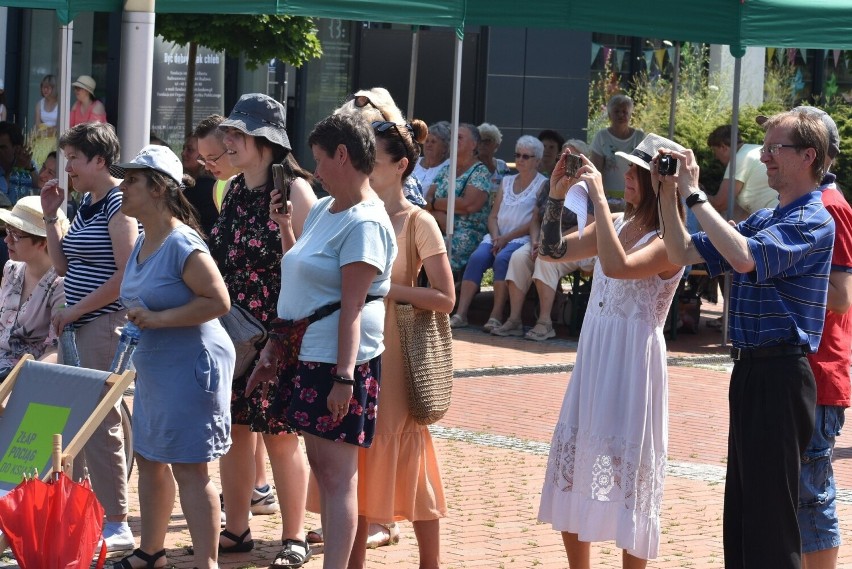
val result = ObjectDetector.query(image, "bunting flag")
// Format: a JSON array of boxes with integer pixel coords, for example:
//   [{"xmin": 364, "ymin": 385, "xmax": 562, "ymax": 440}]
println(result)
[
  {"xmin": 614, "ymin": 48, "xmax": 625, "ymax": 71},
  {"xmin": 602, "ymin": 46, "xmax": 612, "ymax": 64},
  {"xmin": 666, "ymin": 47, "xmax": 675, "ymax": 67},
  {"xmin": 591, "ymin": 42, "xmax": 601, "ymax": 65},
  {"xmin": 799, "ymin": 48, "xmax": 808, "ymax": 61},
  {"xmin": 834, "ymin": 49, "xmax": 842, "ymax": 68},
  {"xmin": 644, "ymin": 49, "xmax": 654, "ymax": 70},
  {"xmin": 776, "ymin": 47, "xmax": 785, "ymax": 66},
  {"xmin": 654, "ymin": 48, "xmax": 666, "ymax": 69},
  {"xmin": 787, "ymin": 48, "xmax": 797, "ymax": 66},
  {"xmin": 767, "ymin": 47, "xmax": 776, "ymax": 62}
]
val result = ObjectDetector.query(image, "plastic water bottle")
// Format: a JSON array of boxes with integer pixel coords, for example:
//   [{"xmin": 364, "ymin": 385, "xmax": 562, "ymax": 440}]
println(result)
[
  {"xmin": 60, "ymin": 324, "xmax": 81, "ymax": 367},
  {"xmin": 110, "ymin": 321, "xmax": 141, "ymax": 373}
]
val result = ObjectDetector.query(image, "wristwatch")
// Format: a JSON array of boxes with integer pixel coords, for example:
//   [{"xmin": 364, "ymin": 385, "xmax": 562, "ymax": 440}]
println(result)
[{"xmin": 685, "ymin": 190, "xmax": 708, "ymax": 209}]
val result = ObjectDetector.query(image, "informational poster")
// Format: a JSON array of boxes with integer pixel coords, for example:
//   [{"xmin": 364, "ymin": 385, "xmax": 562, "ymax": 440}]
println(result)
[
  {"xmin": 0, "ymin": 403, "xmax": 70, "ymax": 484},
  {"xmin": 151, "ymin": 37, "xmax": 226, "ymax": 148},
  {"xmin": 297, "ymin": 18, "xmax": 356, "ymax": 166}
]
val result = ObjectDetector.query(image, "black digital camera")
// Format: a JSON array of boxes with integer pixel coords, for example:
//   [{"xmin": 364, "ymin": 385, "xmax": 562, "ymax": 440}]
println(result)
[{"xmin": 657, "ymin": 155, "xmax": 677, "ymax": 176}]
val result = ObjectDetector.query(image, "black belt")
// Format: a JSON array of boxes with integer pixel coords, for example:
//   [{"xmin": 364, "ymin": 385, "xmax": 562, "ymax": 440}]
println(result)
[{"xmin": 730, "ymin": 344, "xmax": 806, "ymax": 361}]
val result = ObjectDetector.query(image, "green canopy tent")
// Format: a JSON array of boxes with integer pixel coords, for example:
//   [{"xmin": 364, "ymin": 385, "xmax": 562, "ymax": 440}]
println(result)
[{"xmin": 4, "ymin": 0, "xmax": 852, "ymax": 281}]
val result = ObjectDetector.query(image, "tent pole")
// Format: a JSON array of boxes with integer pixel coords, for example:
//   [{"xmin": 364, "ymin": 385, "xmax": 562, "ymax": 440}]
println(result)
[
  {"xmin": 118, "ymin": 0, "xmax": 156, "ymax": 160},
  {"xmin": 667, "ymin": 42, "xmax": 680, "ymax": 140},
  {"xmin": 58, "ymin": 20, "xmax": 73, "ymax": 211},
  {"xmin": 722, "ymin": 53, "xmax": 743, "ymax": 347},
  {"xmin": 406, "ymin": 27, "xmax": 420, "ymax": 118},
  {"xmin": 446, "ymin": 32, "xmax": 463, "ymax": 265}
]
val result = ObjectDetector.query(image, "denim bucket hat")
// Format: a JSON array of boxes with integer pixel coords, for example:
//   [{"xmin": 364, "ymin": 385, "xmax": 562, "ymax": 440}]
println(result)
[{"xmin": 220, "ymin": 93, "xmax": 291, "ymax": 151}]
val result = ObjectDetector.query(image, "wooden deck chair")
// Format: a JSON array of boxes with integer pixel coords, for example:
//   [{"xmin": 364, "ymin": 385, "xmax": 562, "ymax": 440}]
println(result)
[{"xmin": 0, "ymin": 355, "xmax": 134, "ymax": 550}]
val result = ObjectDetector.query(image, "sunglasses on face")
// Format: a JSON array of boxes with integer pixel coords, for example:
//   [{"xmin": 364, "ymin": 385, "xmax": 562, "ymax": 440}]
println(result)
[
  {"xmin": 514, "ymin": 152, "xmax": 535, "ymax": 160},
  {"xmin": 196, "ymin": 149, "xmax": 228, "ymax": 167}
]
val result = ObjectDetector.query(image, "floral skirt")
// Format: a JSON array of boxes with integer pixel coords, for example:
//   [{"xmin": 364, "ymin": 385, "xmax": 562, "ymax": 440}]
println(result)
[{"xmin": 285, "ymin": 357, "xmax": 382, "ymax": 447}]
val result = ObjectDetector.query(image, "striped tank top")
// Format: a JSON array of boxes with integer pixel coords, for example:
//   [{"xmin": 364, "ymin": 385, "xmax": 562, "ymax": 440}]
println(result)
[{"xmin": 62, "ymin": 188, "xmax": 125, "ymax": 326}]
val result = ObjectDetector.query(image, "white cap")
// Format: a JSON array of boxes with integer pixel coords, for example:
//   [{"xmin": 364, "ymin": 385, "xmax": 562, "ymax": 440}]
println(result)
[{"xmin": 113, "ymin": 145, "xmax": 184, "ymax": 185}]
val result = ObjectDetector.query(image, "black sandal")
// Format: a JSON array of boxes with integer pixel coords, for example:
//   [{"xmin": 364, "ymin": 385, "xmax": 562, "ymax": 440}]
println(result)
[
  {"xmin": 112, "ymin": 548, "xmax": 167, "ymax": 569},
  {"xmin": 269, "ymin": 538, "xmax": 312, "ymax": 568},
  {"xmin": 219, "ymin": 527, "xmax": 254, "ymax": 553}
]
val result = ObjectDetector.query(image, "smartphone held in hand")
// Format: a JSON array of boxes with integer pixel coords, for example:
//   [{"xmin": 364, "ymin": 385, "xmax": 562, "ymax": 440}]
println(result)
[{"xmin": 271, "ymin": 163, "xmax": 290, "ymax": 214}]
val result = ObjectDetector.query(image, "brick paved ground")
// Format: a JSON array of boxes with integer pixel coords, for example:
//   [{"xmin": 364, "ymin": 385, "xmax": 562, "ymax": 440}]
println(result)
[{"xmin": 5, "ymin": 296, "xmax": 852, "ymax": 568}]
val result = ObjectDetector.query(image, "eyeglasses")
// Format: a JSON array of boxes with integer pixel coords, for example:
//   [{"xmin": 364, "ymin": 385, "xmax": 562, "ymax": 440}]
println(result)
[
  {"xmin": 372, "ymin": 121, "xmax": 414, "ymax": 137},
  {"xmin": 5, "ymin": 228, "xmax": 34, "ymax": 242},
  {"xmin": 346, "ymin": 93, "xmax": 389, "ymax": 121},
  {"xmin": 514, "ymin": 153, "xmax": 535, "ymax": 160},
  {"xmin": 197, "ymin": 149, "xmax": 228, "ymax": 167},
  {"xmin": 760, "ymin": 143, "xmax": 804, "ymax": 155}
]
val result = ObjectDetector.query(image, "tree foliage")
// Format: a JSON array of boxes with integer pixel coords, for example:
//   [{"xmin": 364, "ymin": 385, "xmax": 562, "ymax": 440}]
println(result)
[{"xmin": 156, "ymin": 14, "xmax": 322, "ymax": 69}]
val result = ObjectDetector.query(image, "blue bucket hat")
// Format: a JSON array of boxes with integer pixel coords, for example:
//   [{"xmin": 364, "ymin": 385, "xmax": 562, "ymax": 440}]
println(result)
[{"xmin": 220, "ymin": 93, "xmax": 291, "ymax": 151}]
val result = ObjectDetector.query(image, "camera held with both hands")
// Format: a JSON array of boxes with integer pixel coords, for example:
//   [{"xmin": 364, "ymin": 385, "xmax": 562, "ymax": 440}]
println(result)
[{"xmin": 657, "ymin": 154, "xmax": 677, "ymax": 177}]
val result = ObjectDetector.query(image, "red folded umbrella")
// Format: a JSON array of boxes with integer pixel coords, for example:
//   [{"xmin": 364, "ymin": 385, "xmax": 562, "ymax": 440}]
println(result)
[{"xmin": 0, "ymin": 471, "xmax": 106, "ymax": 569}]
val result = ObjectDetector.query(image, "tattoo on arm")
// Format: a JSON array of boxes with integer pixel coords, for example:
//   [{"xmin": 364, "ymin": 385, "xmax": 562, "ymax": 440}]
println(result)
[{"xmin": 539, "ymin": 198, "xmax": 568, "ymax": 258}]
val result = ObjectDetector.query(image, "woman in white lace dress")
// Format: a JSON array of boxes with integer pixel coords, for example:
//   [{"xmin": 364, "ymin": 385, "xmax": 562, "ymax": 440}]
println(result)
[{"xmin": 537, "ymin": 133, "xmax": 685, "ymax": 567}]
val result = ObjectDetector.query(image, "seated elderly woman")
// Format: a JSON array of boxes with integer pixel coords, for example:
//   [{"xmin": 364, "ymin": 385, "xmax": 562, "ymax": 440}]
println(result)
[
  {"xmin": 449, "ymin": 135, "xmax": 547, "ymax": 330},
  {"xmin": 0, "ymin": 196, "xmax": 68, "ymax": 379},
  {"xmin": 425, "ymin": 123, "xmax": 492, "ymax": 274},
  {"xmin": 478, "ymin": 122, "xmax": 509, "ymax": 192},
  {"xmin": 491, "ymin": 140, "xmax": 596, "ymax": 341},
  {"xmin": 411, "ymin": 121, "xmax": 451, "ymax": 193}
]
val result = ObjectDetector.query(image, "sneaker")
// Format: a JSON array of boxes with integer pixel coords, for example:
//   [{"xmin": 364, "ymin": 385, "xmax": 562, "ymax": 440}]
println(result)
[
  {"xmin": 250, "ymin": 485, "xmax": 280, "ymax": 515},
  {"xmin": 101, "ymin": 521, "xmax": 135, "ymax": 553}
]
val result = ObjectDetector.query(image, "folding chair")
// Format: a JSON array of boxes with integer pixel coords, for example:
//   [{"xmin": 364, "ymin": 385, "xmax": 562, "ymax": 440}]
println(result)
[{"xmin": 0, "ymin": 355, "xmax": 134, "ymax": 550}]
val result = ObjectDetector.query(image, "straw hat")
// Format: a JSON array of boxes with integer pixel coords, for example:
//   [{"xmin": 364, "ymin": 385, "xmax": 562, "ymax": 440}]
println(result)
[
  {"xmin": 220, "ymin": 93, "xmax": 291, "ymax": 151},
  {"xmin": 71, "ymin": 75, "xmax": 96, "ymax": 97},
  {"xmin": 113, "ymin": 144, "xmax": 184, "ymax": 185},
  {"xmin": 615, "ymin": 133, "xmax": 685, "ymax": 171},
  {"xmin": 0, "ymin": 196, "xmax": 68, "ymax": 238}
]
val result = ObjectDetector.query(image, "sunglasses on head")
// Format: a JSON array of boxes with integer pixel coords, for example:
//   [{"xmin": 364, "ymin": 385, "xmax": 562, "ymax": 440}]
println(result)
[
  {"xmin": 372, "ymin": 121, "xmax": 414, "ymax": 138},
  {"xmin": 345, "ymin": 93, "xmax": 389, "ymax": 121}
]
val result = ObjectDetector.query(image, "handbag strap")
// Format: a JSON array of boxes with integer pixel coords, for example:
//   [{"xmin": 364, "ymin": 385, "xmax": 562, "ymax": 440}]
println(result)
[
  {"xmin": 456, "ymin": 162, "xmax": 485, "ymax": 196},
  {"xmin": 271, "ymin": 295, "xmax": 383, "ymax": 330},
  {"xmin": 405, "ymin": 208, "xmax": 423, "ymax": 287}
]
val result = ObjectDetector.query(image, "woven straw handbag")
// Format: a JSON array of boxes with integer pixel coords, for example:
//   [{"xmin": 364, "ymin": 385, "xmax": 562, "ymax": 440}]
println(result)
[{"xmin": 396, "ymin": 209, "xmax": 453, "ymax": 425}]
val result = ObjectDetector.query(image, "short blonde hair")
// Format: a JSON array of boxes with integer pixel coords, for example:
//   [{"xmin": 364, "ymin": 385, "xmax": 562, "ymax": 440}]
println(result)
[{"xmin": 478, "ymin": 122, "xmax": 503, "ymax": 146}]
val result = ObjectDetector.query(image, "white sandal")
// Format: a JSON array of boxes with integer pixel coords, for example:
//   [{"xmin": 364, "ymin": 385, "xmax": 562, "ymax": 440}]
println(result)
[{"xmin": 525, "ymin": 321, "xmax": 555, "ymax": 341}]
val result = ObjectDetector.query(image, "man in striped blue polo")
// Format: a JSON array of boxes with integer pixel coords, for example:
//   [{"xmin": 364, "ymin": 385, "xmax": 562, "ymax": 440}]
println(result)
[{"xmin": 654, "ymin": 108, "xmax": 835, "ymax": 569}]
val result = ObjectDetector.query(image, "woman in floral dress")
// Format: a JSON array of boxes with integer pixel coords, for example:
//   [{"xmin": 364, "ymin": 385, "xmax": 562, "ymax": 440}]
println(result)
[
  {"xmin": 209, "ymin": 93, "xmax": 316, "ymax": 567},
  {"xmin": 424, "ymin": 123, "xmax": 492, "ymax": 273}
]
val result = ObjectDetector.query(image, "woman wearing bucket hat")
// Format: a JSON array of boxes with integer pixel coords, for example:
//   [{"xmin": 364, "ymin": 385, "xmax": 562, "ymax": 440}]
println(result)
[
  {"xmin": 208, "ymin": 93, "xmax": 315, "ymax": 565},
  {"xmin": 112, "ymin": 144, "xmax": 234, "ymax": 569},
  {"xmin": 70, "ymin": 75, "xmax": 107, "ymax": 127},
  {"xmin": 537, "ymin": 133, "xmax": 685, "ymax": 566},
  {"xmin": 0, "ymin": 196, "xmax": 68, "ymax": 379}
]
